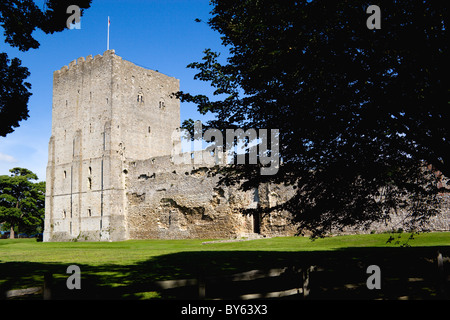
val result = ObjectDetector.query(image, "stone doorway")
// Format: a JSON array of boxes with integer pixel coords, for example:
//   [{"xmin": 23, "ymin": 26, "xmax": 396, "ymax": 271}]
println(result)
[{"xmin": 253, "ymin": 212, "xmax": 261, "ymax": 234}]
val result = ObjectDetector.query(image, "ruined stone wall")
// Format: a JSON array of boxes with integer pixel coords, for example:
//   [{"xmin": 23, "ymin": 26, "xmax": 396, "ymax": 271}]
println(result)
[
  {"xmin": 123, "ymin": 148, "xmax": 449, "ymax": 239},
  {"xmin": 124, "ymin": 151, "xmax": 298, "ymax": 239},
  {"xmin": 342, "ymin": 195, "xmax": 450, "ymax": 235}
]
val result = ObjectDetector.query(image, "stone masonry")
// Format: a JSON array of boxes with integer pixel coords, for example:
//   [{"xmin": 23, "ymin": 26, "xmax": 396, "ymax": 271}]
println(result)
[
  {"xmin": 44, "ymin": 51, "xmax": 297, "ymax": 241},
  {"xmin": 44, "ymin": 51, "xmax": 449, "ymax": 242},
  {"xmin": 44, "ymin": 50, "xmax": 180, "ymax": 241}
]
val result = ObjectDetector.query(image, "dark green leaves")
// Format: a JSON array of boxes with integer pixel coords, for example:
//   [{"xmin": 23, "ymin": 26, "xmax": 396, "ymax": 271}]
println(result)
[
  {"xmin": 0, "ymin": 0, "xmax": 92, "ymax": 136},
  {"xmin": 0, "ymin": 53, "xmax": 32, "ymax": 137},
  {"xmin": 181, "ymin": 0, "xmax": 448, "ymax": 237},
  {"xmin": 0, "ymin": 168, "xmax": 45, "ymax": 238}
]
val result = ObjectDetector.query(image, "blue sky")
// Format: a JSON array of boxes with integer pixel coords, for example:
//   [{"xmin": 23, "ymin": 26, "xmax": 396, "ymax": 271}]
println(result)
[{"xmin": 0, "ymin": 0, "xmax": 226, "ymax": 181}]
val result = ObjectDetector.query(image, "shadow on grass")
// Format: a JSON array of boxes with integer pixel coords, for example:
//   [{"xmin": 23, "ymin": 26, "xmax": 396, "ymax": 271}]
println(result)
[{"xmin": 1, "ymin": 246, "xmax": 449, "ymax": 300}]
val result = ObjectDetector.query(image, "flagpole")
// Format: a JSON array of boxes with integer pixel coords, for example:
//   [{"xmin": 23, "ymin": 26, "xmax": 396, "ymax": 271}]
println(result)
[{"xmin": 107, "ymin": 16, "xmax": 110, "ymax": 50}]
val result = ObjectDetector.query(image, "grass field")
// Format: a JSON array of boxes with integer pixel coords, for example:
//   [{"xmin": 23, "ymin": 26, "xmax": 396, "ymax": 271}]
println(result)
[
  {"xmin": 2, "ymin": 232, "xmax": 449, "ymax": 264},
  {"xmin": 1, "ymin": 232, "xmax": 449, "ymax": 299}
]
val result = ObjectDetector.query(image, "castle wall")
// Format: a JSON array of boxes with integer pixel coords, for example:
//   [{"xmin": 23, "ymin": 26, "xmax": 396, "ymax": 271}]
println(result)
[
  {"xmin": 124, "ymin": 150, "xmax": 449, "ymax": 239},
  {"xmin": 44, "ymin": 50, "xmax": 180, "ymax": 242},
  {"xmin": 342, "ymin": 195, "xmax": 450, "ymax": 235},
  {"xmin": 111, "ymin": 58, "xmax": 180, "ymax": 160},
  {"xmin": 44, "ymin": 51, "xmax": 449, "ymax": 242},
  {"xmin": 124, "ymin": 151, "xmax": 298, "ymax": 239},
  {"xmin": 45, "ymin": 52, "xmax": 118, "ymax": 241}
]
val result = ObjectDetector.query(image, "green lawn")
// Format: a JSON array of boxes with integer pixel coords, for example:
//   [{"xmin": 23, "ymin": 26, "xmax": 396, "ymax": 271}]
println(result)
[
  {"xmin": 1, "ymin": 232, "xmax": 449, "ymax": 299},
  {"xmin": 2, "ymin": 232, "xmax": 448, "ymax": 265}
]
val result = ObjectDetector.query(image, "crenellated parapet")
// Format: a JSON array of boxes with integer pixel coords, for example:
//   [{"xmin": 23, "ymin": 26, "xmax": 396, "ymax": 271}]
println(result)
[{"xmin": 54, "ymin": 49, "xmax": 119, "ymax": 78}]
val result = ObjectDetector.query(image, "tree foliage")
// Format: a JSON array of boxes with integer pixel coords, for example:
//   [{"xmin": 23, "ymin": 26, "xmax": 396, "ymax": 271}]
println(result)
[
  {"xmin": 178, "ymin": 0, "xmax": 448, "ymax": 237},
  {"xmin": 0, "ymin": 167, "xmax": 45, "ymax": 238},
  {"xmin": 0, "ymin": 53, "xmax": 32, "ymax": 137},
  {"xmin": 0, "ymin": 0, "xmax": 92, "ymax": 137}
]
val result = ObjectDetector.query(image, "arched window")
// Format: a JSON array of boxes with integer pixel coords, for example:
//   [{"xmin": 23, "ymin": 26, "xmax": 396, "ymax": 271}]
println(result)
[
  {"xmin": 137, "ymin": 92, "xmax": 144, "ymax": 103},
  {"xmin": 159, "ymin": 98, "xmax": 165, "ymax": 109}
]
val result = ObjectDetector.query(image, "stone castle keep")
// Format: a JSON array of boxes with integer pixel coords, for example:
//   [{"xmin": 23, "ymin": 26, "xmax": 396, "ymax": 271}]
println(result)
[
  {"xmin": 44, "ymin": 50, "xmax": 449, "ymax": 242},
  {"xmin": 43, "ymin": 50, "xmax": 297, "ymax": 241}
]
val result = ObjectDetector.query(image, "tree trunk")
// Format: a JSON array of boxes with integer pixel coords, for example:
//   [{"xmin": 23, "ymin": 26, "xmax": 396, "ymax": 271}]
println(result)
[{"xmin": 10, "ymin": 200, "xmax": 19, "ymax": 239}]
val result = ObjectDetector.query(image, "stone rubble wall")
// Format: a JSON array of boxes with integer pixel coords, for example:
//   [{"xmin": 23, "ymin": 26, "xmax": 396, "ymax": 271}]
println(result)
[
  {"xmin": 125, "ymin": 151, "xmax": 450, "ymax": 239},
  {"xmin": 44, "ymin": 51, "xmax": 450, "ymax": 242},
  {"xmin": 124, "ymin": 151, "xmax": 298, "ymax": 239}
]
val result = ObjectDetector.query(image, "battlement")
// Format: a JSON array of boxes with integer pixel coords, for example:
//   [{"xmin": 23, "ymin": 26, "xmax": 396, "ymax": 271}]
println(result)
[
  {"xmin": 54, "ymin": 50, "xmax": 119, "ymax": 76},
  {"xmin": 53, "ymin": 50, "xmax": 179, "ymax": 86}
]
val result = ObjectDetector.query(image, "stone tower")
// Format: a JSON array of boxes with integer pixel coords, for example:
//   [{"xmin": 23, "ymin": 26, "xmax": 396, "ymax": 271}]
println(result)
[{"xmin": 44, "ymin": 50, "xmax": 180, "ymax": 241}]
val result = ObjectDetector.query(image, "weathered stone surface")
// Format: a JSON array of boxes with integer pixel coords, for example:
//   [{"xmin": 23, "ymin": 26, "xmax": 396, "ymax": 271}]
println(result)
[
  {"xmin": 44, "ymin": 52, "xmax": 449, "ymax": 242},
  {"xmin": 44, "ymin": 50, "xmax": 180, "ymax": 241},
  {"xmin": 124, "ymin": 153, "xmax": 298, "ymax": 239}
]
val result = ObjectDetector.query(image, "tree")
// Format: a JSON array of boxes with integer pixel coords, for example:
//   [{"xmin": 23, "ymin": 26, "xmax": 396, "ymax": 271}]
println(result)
[
  {"xmin": 0, "ymin": 0, "xmax": 92, "ymax": 137},
  {"xmin": 178, "ymin": 0, "xmax": 448, "ymax": 237},
  {"xmin": 0, "ymin": 53, "xmax": 32, "ymax": 137},
  {"xmin": 0, "ymin": 168, "xmax": 45, "ymax": 238}
]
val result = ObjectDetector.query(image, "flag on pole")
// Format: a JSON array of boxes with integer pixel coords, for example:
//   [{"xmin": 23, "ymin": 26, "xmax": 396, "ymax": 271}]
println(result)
[{"xmin": 107, "ymin": 16, "xmax": 110, "ymax": 50}]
